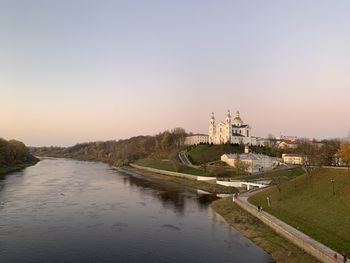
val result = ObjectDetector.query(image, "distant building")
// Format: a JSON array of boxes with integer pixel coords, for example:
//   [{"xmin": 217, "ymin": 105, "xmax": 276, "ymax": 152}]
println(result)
[
  {"xmin": 209, "ymin": 110, "xmax": 257, "ymax": 145},
  {"xmin": 255, "ymin": 135, "xmax": 299, "ymax": 148},
  {"xmin": 282, "ymin": 154, "xmax": 304, "ymax": 165},
  {"xmin": 256, "ymin": 138, "xmax": 273, "ymax": 147},
  {"xmin": 221, "ymin": 153, "xmax": 280, "ymax": 174},
  {"xmin": 276, "ymin": 135, "xmax": 298, "ymax": 142},
  {"xmin": 184, "ymin": 134, "xmax": 209, "ymax": 145},
  {"xmin": 277, "ymin": 140, "xmax": 299, "ymax": 149}
]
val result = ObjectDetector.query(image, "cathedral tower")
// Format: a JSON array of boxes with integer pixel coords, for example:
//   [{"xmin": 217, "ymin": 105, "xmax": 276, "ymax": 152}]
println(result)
[
  {"xmin": 226, "ymin": 110, "xmax": 231, "ymax": 124},
  {"xmin": 209, "ymin": 112, "xmax": 216, "ymax": 144},
  {"xmin": 225, "ymin": 110, "xmax": 232, "ymax": 143}
]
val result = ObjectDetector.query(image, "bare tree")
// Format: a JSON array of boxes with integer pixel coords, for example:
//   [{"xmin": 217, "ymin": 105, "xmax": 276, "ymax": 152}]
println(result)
[
  {"xmin": 234, "ymin": 154, "xmax": 250, "ymax": 174},
  {"xmin": 297, "ymin": 139, "xmax": 319, "ymax": 176},
  {"xmin": 319, "ymin": 139, "xmax": 340, "ymax": 166},
  {"xmin": 338, "ymin": 140, "xmax": 350, "ymax": 170}
]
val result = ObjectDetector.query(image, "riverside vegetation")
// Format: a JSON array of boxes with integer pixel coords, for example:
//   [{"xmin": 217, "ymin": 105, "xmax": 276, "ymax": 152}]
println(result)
[
  {"xmin": 0, "ymin": 138, "xmax": 39, "ymax": 175},
  {"xmin": 31, "ymin": 128, "xmax": 188, "ymax": 166}
]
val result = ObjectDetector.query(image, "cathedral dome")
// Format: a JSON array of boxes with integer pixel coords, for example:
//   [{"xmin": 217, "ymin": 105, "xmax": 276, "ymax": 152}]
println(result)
[
  {"xmin": 233, "ymin": 117, "xmax": 243, "ymax": 125},
  {"xmin": 233, "ymin": 111, "xmax": 243, "ymax": 126}
]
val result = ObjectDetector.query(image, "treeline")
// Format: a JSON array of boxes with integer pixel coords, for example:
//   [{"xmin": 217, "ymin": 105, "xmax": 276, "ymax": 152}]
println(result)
[
  {"xmin": 31, "ymin": 128, "xmax": 187, "ymax": 166},
  {"xmin": 0, "ymin": 138, "xmax": 38, "ymax": 169},
  {"xmin": 295, "ymin": 139, "xmax": 350, "ymax": 173}
]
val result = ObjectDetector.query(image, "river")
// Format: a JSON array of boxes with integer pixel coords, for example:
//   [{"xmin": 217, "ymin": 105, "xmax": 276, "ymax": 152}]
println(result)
[{"xmin": 0, "ymin": 158, "xmax": 272, "ymax": 262}]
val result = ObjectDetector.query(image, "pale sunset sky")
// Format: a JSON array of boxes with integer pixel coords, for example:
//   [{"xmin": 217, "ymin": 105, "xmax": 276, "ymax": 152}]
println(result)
[{"xmin": 1, "ymin": 0, "xmax": 349, "ymax": 146}]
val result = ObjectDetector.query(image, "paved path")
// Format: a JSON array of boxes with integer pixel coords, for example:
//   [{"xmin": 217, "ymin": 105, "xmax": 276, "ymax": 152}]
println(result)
[
  {"xmin": 178, "ymin": 151, "xmax": 199, "ymax": 168},
  {"xmin": 322, "ymin": 166, "xmax": 350, "ymax": 170},
  {"xmin": 235, "ymin": 190, "xmax": 347, "ymax": 263}
]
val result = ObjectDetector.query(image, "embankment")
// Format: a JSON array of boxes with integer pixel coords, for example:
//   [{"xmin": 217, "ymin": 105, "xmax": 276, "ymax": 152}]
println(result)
[
  {"xmin": 121, "ymin": 165, "xmax": 236, "ymax": 194},
  {"xmin": 211, "ymin": 197, "xmax": 320, "ymax": 263}
]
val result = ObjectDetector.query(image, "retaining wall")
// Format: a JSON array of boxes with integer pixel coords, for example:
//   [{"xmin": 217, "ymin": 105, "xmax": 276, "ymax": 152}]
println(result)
[
  {"xmin": 197, "ymin": 176, "xmax": 217, "ymax": 181},
  {"xmin": 216, "ymin": 181, "xmax": 242, "ymax": 187},
  {"xmin": 130, "ymin": 164, "xmax": 216, "ymax": 181},
  {"xmin": 130, "ymin": 164, "xmax": 198, "ymax": 180}
]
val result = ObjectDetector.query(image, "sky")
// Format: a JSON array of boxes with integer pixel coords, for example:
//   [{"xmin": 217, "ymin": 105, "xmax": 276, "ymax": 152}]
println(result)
[{"xmin": 1, "ymin": 0, "xmax": 350, "ymax": 146}]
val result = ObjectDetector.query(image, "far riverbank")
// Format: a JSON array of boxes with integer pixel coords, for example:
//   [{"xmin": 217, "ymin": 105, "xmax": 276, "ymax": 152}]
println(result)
[{"xmin": 0, "ymin": 159, "xmax": 39, "ymax": 176}]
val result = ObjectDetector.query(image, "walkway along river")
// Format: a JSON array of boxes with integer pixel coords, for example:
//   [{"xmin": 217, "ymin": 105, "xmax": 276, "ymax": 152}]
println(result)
[{"xmin": 0, "ymin": 158, "xmax": 272, "ymax": 262}]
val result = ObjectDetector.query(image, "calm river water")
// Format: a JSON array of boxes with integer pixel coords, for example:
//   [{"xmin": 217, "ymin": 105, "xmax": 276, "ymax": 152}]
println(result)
[{"xmin": 0, "ymin": 158, "xmax": 272, "ymax": 262}]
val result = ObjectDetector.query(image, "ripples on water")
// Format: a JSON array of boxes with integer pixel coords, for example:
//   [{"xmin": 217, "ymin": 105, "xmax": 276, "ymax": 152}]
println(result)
[{"xmin": 0, "ymin": 158, "xmax": 272, "ymax": 263}]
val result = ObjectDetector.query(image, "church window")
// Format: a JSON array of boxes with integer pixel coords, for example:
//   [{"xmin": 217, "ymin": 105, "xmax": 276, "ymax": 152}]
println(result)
[{"xmin": 247, "ymin": 130, "xmax": 249, "ymax": 137}]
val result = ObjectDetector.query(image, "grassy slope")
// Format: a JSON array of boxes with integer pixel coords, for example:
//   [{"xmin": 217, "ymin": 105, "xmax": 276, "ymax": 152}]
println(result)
[
  {"xmin": 236, "ymin": 167, "xmax": 305, "ymax": 182},
  {"xmin": 135, "ymin": 158, "xmax": 245, "ymax": 178},
  {"xmin": 187, "ymin": 144, "xmax": 242, "ymax": 165},
  {"xmin": 187, "ymin": 144, "xmax": 279, "ymax": 165},
  {"xmin": 211, "ymin": 197, "xmax": 319, "ymax": 263},
  {"xmin": 135, "ymin": 159, "xmax": 206, "ymax": 176},
  {"xmin": 249, "ymin": 168, "xmax": 350, "ymax": 255}
]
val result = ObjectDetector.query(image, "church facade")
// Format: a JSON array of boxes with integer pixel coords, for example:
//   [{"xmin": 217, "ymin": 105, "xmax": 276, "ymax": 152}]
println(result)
[{"xmin": 209, "ymin": 110, "xmax": 257, "ymax": 145}]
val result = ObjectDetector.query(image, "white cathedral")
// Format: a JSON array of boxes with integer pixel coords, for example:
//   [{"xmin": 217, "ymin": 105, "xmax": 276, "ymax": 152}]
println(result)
[{"xmin": 209, "ymin": 110, "xmax": 257, "ymax": 145}]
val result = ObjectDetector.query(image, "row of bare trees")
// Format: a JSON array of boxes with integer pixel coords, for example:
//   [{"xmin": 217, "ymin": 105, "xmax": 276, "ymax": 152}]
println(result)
[
  {"xmin": 31, "ymin": 128, "xmax": 188, "ymax": 166},
  {"xmin": 296, "ymin": 139, "xmax": 350, "ymax": 175}
]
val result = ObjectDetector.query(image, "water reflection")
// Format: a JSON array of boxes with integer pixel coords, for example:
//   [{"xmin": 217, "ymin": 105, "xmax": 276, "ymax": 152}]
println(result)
[
  {"xmin": 119, "ymin": 168, "xmax": 219, "ymax": 215},
  {"xmin": 0, "ymin": 159, "xmax": 272, "ymax": 263}
]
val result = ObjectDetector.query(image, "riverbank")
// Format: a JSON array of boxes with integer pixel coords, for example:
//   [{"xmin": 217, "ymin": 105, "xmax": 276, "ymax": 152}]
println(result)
[
  {"xmin": 0, "ymin": 159, "xmax": 39, "ymax": 176},
  {"xmin": 120, "ymin": 166, "xmax": 237, "ymax": 194},
  {"xmin": 249, "ymin": 168, "xmax": 350, "ymax": 257},
  {"xmin": 211, "ymin": 197, "xmax": 320, "ymax": 263}
]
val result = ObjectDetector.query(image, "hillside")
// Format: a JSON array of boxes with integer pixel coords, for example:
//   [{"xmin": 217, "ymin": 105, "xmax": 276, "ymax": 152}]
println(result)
[
  {"xmin": 187, "ymin": 144, "xmax": 281, "ymax": 165},
  {"xmin": 0, "ymin": 138, "xmax": 39, "ymax": 175},
  {"xmin": 249, "ymin": 168, "xmax": 350, "ymax": 255}
]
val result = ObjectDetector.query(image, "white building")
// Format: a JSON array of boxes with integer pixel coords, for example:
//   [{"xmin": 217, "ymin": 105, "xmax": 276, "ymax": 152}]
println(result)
[
  {"xmin": 221, "ymin": 153, "xmax": 280, "ymax": 174},
  {"xmin": 184, "ymin": 134, "xmax": 209, "ymax": 145},
  {"xmin": 276, "ymin": 135, "xmax": 298, "ymax": 142},
  {"xmin": 282, "ymin": 154, "xmax": 304, "ymax": 165},
  {"xmin": 277, "ymin": 140, "xmax": 299, "ymax": 149},
  {"xmin": 256, "ymin": 138, "xmax": 273, "ymax": 147},
  {"xmin": 209, "ymin": 110, "xmax": 257, "ymax": 145}
]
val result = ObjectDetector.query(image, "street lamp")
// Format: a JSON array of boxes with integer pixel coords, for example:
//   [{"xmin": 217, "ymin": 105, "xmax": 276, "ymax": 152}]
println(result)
[{"xmin": 331, "ymin": 179, "xmax": 335, "ymax": 196}]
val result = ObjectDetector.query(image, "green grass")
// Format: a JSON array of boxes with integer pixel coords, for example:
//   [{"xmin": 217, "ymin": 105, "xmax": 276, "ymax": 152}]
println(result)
[
  {"xmin": 249, "ymin": 168, "xmax": 350, "ymax": 255},
  {"xmin": 135, "ymin": 159, "xmax": 207, "ymax": 176},
  {"xmin": 211, "ymin": 197, "xmax": 319, "ymax": 263},
  {"xmin": 187, "ymin": 144, "xmax": 243, "ymax": 164},
  {"xmin": 236, "ymin": 167, "xmax": 305, "ymax": 182},
  {"xmin": 135, "ymin": 158, "xmax": 246, "ymax": 178},
  {"xmin": 187, "ymin": 144, "xmax": 280, "ymax": 165}
]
